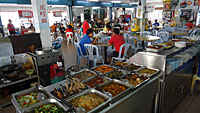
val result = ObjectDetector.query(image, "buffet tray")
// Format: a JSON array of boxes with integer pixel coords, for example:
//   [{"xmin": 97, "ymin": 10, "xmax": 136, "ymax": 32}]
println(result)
[
  {"xmin": 67, "ymin": 69, "xmax": 98, "ymax": 82},
  {"xmin": 123, "ymin": 63, "xmax": 144, "ymax": 72},
  {"xmin": 23, "ymin": 98, "xmax": 70, "ymax": 113},
  {"xmin": 91, "ymin": 64, "xmax": 117, "ymax": 75},
  {"xmin": 98, "ymin": 79, "xmax": 132, "ymax": 103},
  {"xmin": 103, "ymin": 69, "xmax": 130, "ymax": 80},
  {"xmin": 82, "ymin": 76, "xmax": 111, "ymax": 88},
  {"xmin": 47, "ymin": 79, "xmax": 89, "ymax": 101},
  {"xmin": 66, "ymin": 89, "xmax": 111, "ymax": 113},
  {"xmin": 11, "ymin": 85, "xmax": 49, "ymax": 113},
  {"xmin": 136, "ymin": 67, "xmax": 160, "ymax": 78},
  {"xmin": 146, "ymin": 46, "xmax": 165, "ymax": 53},
  {"xmin": 121, "ymin": 73, "xmax": 150, "ymax": 89}
]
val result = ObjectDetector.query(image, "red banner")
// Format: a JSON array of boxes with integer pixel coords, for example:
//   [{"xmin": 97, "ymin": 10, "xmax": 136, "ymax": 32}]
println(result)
[
  {"xmin": 18, "ymin": 10, "xmax": 33, "ymax": 18},
  {"xmin": 53, "ymin": 11, "xmax": 62, "ymax": 17}
]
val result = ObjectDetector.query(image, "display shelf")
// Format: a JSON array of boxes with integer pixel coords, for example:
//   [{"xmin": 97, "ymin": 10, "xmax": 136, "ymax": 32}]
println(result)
[{"xmin": 0, "ymin": 75, "xmax": 38, "ymax": 89}]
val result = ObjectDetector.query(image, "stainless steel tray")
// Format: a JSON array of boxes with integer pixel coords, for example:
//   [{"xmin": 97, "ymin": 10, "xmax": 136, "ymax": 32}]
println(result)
[
  {"xmin": 121, "ymin": 73, "xmax": 150, "ymax": 90},
  {"xmin": 123, "ymin": 63, "xmax": 144, "ymax": 72},
  {"xmin": 136, "ymin": 66, "xmax": 160, "ymax": 78},
  {"xmin": 11, "ymin": 85, "xmax": 49, "ymax": 113},
  {"xmin": 103, "ymin": 69, "xmax": 130, "ymax": 80},
  {"xmin": 66, "ymin": 89, "xmax": 111, "ymax": 113},
  {"xmin": 82, "ymin": 76, "xmax": 111, "ymax": 88},
  {"xmin": 146, "ymin": 46, "xmax": 165, "ymax": 53},
  {"xmin": 98, "ymin": 79, "xmax": 132, "ymax": 103},
  {"xmin": 23, "ymin": 98, "xmax": 70, "ymax": 113},
  {"xmin": 91, "ymin": 64, "xmax": 117, "ymax": 75},
  {"xmin": 111, "ymin": 62, "xmax": 129, "ymax": 69},
  {"xmin": 67, "ymin": 69, "xmax": 98, "ymax": 82},
  {"xmin": 47, "ymin": 79, "xmax": 89, "ymax": 101}
]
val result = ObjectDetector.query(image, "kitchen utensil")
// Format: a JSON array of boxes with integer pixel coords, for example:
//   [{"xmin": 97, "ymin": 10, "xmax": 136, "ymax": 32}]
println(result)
[
  {"xmin": 36, "ymin": 85, "xmax": 46, "ymax": 101},
  {"xmin": 94, "ymin": 82, "xmax": 112, "ymax": 98}
]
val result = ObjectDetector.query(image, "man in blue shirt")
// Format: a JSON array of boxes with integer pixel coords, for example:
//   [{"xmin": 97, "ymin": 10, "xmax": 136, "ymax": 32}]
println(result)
[
  {"xmin": 79, "ymin": 28, "xmax": 100, "ymax": 55},
  {"xmin": 153, "ymin": 19, "xmax": 159, "ymax": 27}
]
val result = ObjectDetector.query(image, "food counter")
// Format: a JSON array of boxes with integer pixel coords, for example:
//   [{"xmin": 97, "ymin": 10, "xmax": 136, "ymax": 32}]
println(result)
[
  {"xmin": 11, "ymin": 63, "xmax": 161, "ymax": 113},
  {"xmin": 128, "ymin": 41, "xmax": 200, "ymax": 113}
]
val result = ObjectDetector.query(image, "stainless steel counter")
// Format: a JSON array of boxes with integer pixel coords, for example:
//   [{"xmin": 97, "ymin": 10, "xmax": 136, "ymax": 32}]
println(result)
[{"xmin": 128, "ymin": 44, "xmax": 199, "ymax": 113}]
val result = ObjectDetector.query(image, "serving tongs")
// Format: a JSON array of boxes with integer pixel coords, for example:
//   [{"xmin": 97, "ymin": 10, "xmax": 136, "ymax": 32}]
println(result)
[{"xmin": 94, "ymin": 82, "xmax": 112, "ymax": 98}]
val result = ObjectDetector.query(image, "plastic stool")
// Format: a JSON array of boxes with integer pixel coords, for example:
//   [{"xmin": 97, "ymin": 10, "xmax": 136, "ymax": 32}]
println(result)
[{"xmin": 191, "ymin": 56, "xmax": 200, "ymax": 94}]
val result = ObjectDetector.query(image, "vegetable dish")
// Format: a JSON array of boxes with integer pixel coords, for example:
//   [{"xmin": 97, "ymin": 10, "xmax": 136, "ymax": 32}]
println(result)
[
  {"xmin": 105, "ymin": 71, "xmax": 124, "ymax": 79},
  {"xmin": 33, "ymin": 104, "xmax": 63, "ymax": 113},
  {"xmin": 71, "ymin": 93, "xmax": 105, "ymax": 112},
  {"xmin": 114, "ymin": 62, "xmax": 128, "ymax": 66},
  {"xmin": 138, "ymin": 68, "xmax": 157, "ymax": 75},
  {"xmin": 17, "ymin": 92, "xmax": 47, "ymax": 108},
  {"xmin": 124, "ymin": 64, "xmax": 141, "ymax": 71},
  {"xmin": 73, "ymin": 70, "xmax": 96, "ymax": 81},
  {"xmin": 102, "ymin": 83, "xmax": 127, "ymax": 97}
]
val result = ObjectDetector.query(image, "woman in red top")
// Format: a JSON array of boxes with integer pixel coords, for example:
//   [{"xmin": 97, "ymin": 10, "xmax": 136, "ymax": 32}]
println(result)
[
  {"xmin": 66, "ymin": 25, "xmax": 74, "ymax": 37},
  {"xmin": 7, "ymin": 19, "xmax": 16, "ymax": 35}
]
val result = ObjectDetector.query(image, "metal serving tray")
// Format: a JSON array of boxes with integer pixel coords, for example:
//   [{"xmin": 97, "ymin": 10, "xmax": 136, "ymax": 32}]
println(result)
[
  {"xmin": 136, "ymin": 67, "xmax": 160, "ymax": 78},
  {"xmin": 91, "ymin": 64, "xmax": 117, "ymax": 75},
  {"xmin": 123, "ymin": 63, "xmax": 144, "ymax": 72},
  {"xmin": 23, "ymin": 98, "xmax": 71, "ymax": 113},
  {"xmin": 146, "ymin": 46, "xmax": 165, "ymax": 53},
  {"xmin": 111, "ymin": 62, "xmax": 129, "ymax": 69},
  {"xmin": 66, "ymin": 89, "xmax": 111, "ymax": 113},
  {"xmin": 67, "ymin": 69, "xmax": 98, "ymax": 82},
  {"xmin": 11, "ymin": 85, "xmax": 49, "ymax": 113},
  {"xmin": 98, "ymin": 79, "xmax": 132, "ymax": 103},
  {"xmin": 103, "ymin": 69, "xmax": 130, "ymax": 80},
  {"xmin": 47, "ymin": 79, "xmax": 89, "ymax": 101},
  {"xmin": 82, "ymin": 76, "xmax": 111, "ymax": 88},
  {"xmin": 121, "ymin": 73, "xmax": 150, "ymax": 90}
]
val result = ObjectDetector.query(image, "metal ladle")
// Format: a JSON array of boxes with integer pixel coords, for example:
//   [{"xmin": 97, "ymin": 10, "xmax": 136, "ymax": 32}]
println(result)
[
  {"xmin": 36, "ymin": 85, "xmax": 46, "ymax": 101},
  {"xmin": 94, "ymin": 82, "xmax": 112, "ymax": 98}
]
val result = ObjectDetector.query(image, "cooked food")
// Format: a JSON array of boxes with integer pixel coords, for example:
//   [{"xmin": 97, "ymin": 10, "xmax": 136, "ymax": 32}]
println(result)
[
  {"xmin": 125, "ymin": 73, "xmax": 147, "ymax": 87},
  {"xmin": 54, "ymin": 78, "xmax": 87, "ymax": 99},
  {"xmin": 105, "ymin": 71, "xmax": 124, "ymax": 79},
  {"xmin": 160, "ymin": 43, "xmax": 173, "ymax": 49},
  {"xmin": 138, "ymin": 68, "xmax": 157, "ymax": 75},
  {"xmin": 85, "ymin": 77, "xmax": 107, "ymax": 88},
  {"xmin": 33, "ymin": 104, "xmax": 63, "ymax": 113},
  {"xmin": 73, "ymin": 70, "xmax": 96, "ymax": 81},
  {"xmin": 124, "ymin": 64, "xmax": 141, "ymax": 71},
  {"xmin": 71, "ymin": 93, "xmax": 105, "ymax": 112},
  {"xmin": 16, "ymin": 92, "xmax": 47, "ymax": 108},
  {"xmin": 147, "ymin": 45, "xmax": 164, "ymax": 49},
  {"xmin": 114, "ymin": 62, "xmax": 128, "ymax": 66},
  {"xmin": 93, "ymin": 65, "xmax": 114, "ymax": 74},
  {"xmin": 102, "ymin": 83, "xmax": 127, "ymax": 97}
]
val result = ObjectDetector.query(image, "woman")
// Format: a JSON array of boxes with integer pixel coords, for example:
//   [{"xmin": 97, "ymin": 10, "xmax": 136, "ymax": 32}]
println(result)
[
  {"xmin": 66, "ymin": 25, "xmax": 74, "ymax": 38},
  {"xmin": 28, "ymin": 23, "xmax": 35, "ymax": 32},
  {"xmin": 7, "ymin": 19, "xmax": 16, "ymax": 35},
  {"xmin": 77, "ymin": 23, "xmax": 83, "ymax": 38}
]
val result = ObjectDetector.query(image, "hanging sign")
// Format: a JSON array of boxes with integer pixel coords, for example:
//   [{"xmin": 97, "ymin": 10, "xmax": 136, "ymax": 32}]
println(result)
[
  {"xmin": 53, "ymin": 11, "xmax": 62, "ymax": 17},
  {"xmin": 18, "ymin": 10, "xmax": 33, "ymax": 18}
]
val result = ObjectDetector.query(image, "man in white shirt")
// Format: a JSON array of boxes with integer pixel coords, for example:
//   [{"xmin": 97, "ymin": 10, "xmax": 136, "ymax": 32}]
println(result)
[{"xmin": 62, "ymin": 18, "xmax": 68, "ymax": 29}]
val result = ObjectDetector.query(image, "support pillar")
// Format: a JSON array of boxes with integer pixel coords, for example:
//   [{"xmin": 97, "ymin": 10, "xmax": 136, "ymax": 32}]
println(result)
[
  {"xmin": 107, "ymin": 7, "xmax": 112, "ymax": 22},
  {"xmin": 139, "ymin": 0, "xmax": 146, "ymax": 32},
  {"xmin": 69, "ymin": 6, "xmax": 73, "ymax": 24},
  {"xmin": 31, "ymin": 0, "xmax": 52, "ymax": 48},
  {"xmin": 123, "ymin": 8, "xmax": 126, "ymax": 21}
]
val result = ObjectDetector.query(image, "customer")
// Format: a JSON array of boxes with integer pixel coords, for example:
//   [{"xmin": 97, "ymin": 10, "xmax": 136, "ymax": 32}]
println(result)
[
  {"xmin": 185, "ymin": 21, "xmax": 195, "ymax": 29},
  {"xmin": 83, "ymin": 18, "xmax": 89, "ymax": 34},
  {"xmin": 59, "ymin": 24, "xmax": 66, "ymax": 38},
  {"xmin": 28, "ymin": 23, "xmax": 35, "ymax": 32},
  {"xmin": 153, "ymin": 19, "xmax": 159, "ymax": 27},
  {"xmin": 108, "ymin": 28, "xmax": 125, "ymax": 62},
  {"xmin": 79, "ymin": 28, "xmax": 100, "ymax": 55},
  {"xmin": 77, "ymin": 23, "xmax": 83, "ymax": 38},
  {"xmin": 106, "ymin": 25, "xmax": 113, "ymax": 36},
  {"xmin": 66, "ymin": 25, "xmax": 74, "ymax": 37},
  {"xmin": 7, "ymin": 19, "xmax": 16, "ymax": 35},
  {"xmin": 50, "ymin": 23, "xmax": 57, "ymax": 32}
]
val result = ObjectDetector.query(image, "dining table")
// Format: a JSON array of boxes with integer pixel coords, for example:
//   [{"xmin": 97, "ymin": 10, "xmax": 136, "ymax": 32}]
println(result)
[{"xmin": 95, "ymin": 41, "xmax": 112, "ymax": 64}]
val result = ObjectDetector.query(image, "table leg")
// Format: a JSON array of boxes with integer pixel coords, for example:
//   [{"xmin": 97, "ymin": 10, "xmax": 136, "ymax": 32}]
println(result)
[
  {"xmin": 104, "ymin": 46, "xmax": 108, "ymax": 64},
  {"xmin": 142, "ymin": 41, "xmax": 145, "ymax": 50}
]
